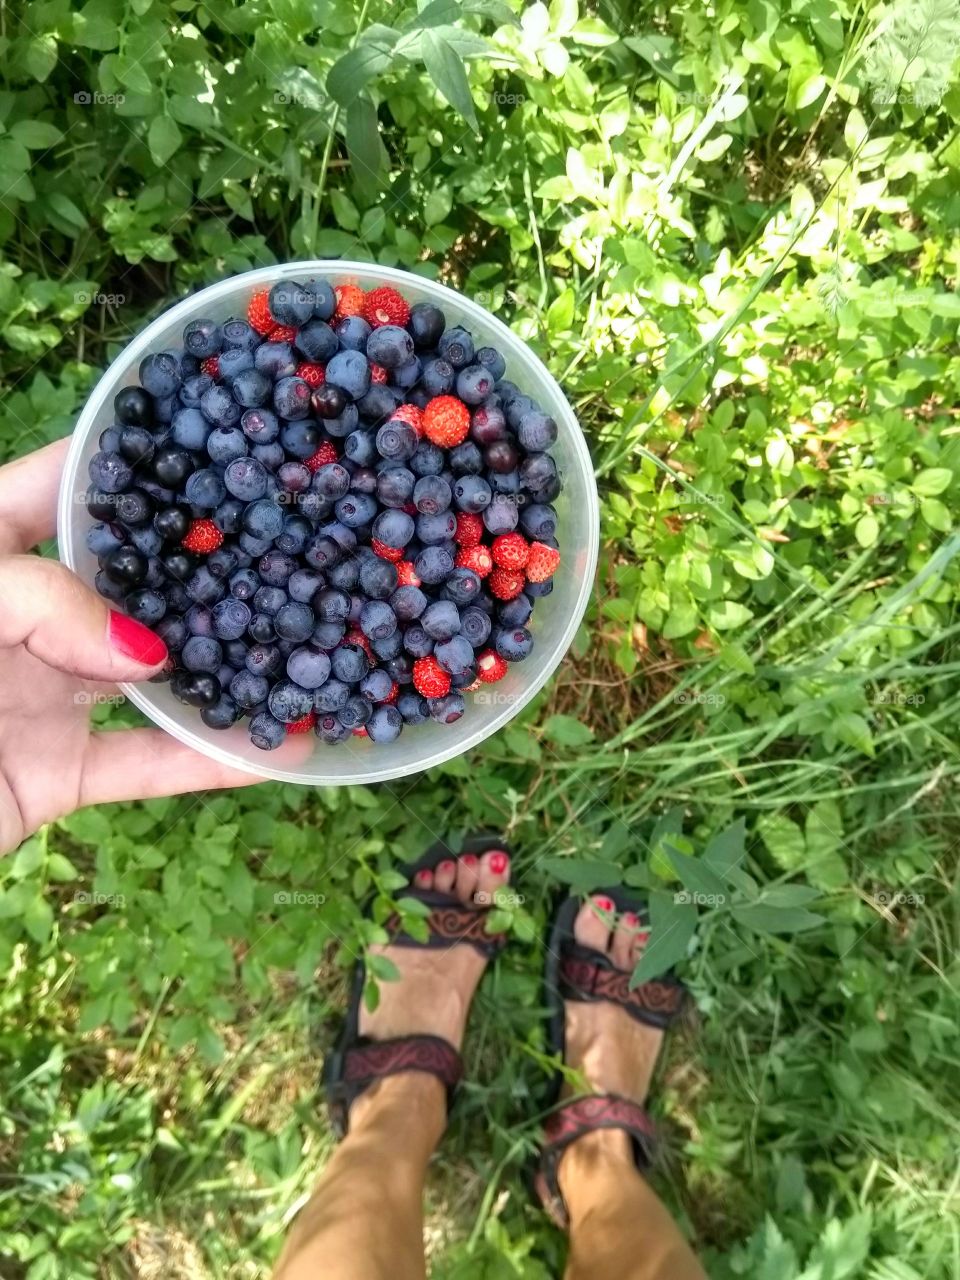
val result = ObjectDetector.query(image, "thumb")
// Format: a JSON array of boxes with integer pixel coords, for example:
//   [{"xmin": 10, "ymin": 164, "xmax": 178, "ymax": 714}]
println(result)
[{"xmin": 0, "ymin": 555, "xmax": 168, "ymax": 681}]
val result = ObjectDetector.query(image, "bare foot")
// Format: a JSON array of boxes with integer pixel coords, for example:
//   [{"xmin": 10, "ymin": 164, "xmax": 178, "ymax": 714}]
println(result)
[{"xmin": 349, "ymin": 848, "xmax": 510, "ymax": 1126}]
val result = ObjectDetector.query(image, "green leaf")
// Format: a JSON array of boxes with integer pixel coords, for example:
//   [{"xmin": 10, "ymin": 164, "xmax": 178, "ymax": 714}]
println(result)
[
  {"xmin": 855, "ymin": 512, "xmax": 879, "ymax": 548},
  {"xmin": 421, "ymin": 29, "xmax": 478, "ymax": 131},
  {"xmin": 912, "ymin": 467, "xmax": 952, "ymax": 497},
  {"xmin": 326, "ymin": 40, "xmax": 397, "ymax": 108},
  {"xmin": 731, "ymin": 902, "xmax": 824, "ymax": 934},
  {"xmin": 757, "ymin": 813, "xmax": 806, "ymax": 872},
  {"xmin": 147, "ymin": 115, "xmax": 182, "ymax": 167},
  {"xmin": 24, "ymin": 35, "xmax": 58, "ymax": 82},
  {"xmin": 424, "ymin": 186, "xmax": 452, "ymax": 226},
  {"xmin": 921, "ymin": 497, "xmax": 952, "ymax": 531},
  {"xmin": 538, "ymin": 857, "xmax": 622, "ymax": 890},
  {"xmin": 541, "ymin": 714, "xmax": 594, "ymax": 747},
  {"xmin": 10, "ymin": 121, "xmax": 63, "ymax": 149},
  {"xmin": 631, "ymin": 891, "xmax": 696, "ymax": 982},
  {"xmin": 345, "ymin": 95, "xmax": 386, "ymax": 195}
]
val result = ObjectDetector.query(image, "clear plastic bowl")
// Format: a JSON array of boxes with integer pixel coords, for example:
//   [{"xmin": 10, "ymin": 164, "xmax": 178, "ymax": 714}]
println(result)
[{"xmin": 57, "ymin": 262, "xmax": 599, "ymax": 785}]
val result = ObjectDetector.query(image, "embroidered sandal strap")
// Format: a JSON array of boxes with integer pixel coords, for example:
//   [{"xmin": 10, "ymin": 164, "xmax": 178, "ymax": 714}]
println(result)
[
  {"xmin": 559, "ymin": 947, "xmax": 686, "ymax": 1030},
  {"xmin": 386, "ymin": 889, "xmax": 508, "ymax": 959},
  {"xmin": 326, "ymin": 1034, "xmax": 462, "ymax": 1138}
]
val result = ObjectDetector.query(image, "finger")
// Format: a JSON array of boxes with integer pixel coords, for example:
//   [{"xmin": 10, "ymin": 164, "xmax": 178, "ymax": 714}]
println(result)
[
  {"xmin": 0, "ymin": 438, "xmax": 69, "ymax": 553},
  {"xmin": 0, "ymin": 555, "xmax": 168, "ymax": 680},
  {"xmin": 79, "ymin": 727, "xmax": 268, "ymax": 807}
]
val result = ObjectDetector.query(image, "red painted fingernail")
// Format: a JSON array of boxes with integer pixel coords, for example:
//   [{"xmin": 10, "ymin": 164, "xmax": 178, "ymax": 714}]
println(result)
[
  {"xmin": 462, "ymin": 853, "xmax": 478, "ymax": 866},
  {"xmin": 489, "ymin": 852, "xmax": 509, "ymax": 874},
  {"xmin": 108, "ymin": 610, "xmax": 167, "ymax": 666},
  {"xmin": 594, "ymin": 896, "xmax": 614, "ymax": 912}
]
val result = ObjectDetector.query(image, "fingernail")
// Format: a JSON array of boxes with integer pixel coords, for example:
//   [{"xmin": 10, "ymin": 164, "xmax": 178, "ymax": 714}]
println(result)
[
  {"xmin": 108, "ymin": 610, "xmax": 167, "ymax": 666},
  {"xmin": 489, "ymin": 852, "xmax": 509, "ymax": 874},
  {"xmin": 594, "ymin": 896, "xmax": 614, "ymax": 912}
]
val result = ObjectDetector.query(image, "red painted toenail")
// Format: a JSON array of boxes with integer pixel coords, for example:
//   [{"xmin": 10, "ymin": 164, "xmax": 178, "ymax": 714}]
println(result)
[
  {"xmin": 636, "ymin": 930, "xmax": 651, "ymax": 945},
  {"xmin": 595, "ymin": 896, "xmax": 614, "ymax": 912},
  {"xmin": 624, "ymin": 913, "xmax": 638, "ymax": 927},
  {"xmin": 414, "ymin": 870, "xmax": 431, "ymax": 886},
  {"xmin": 462, "ymin": 853, "xmax": 478, "ymax": 866},
  {"xmin": 489, "ymin": 852, "xmax": 509, "ymax": 874},
  {"xmin": 438, "ymin": 860, "xmax": 455, "ymax": 874}
]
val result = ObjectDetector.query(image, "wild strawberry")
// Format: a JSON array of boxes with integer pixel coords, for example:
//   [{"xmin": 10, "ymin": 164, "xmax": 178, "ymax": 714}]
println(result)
[
  {"xmin": 461, "ymin": 678, "xmax": 482, "ymax": 693},
  {"xmin": 370, "ymin": 363, "xmax": 388, "ymax": 385},
  {"xmin": 488, "ymin": 567, "xmax": 525, "ymax": 600},
  {"xmin": 296, "ymin": 362, "xmax": 325, "ymax": 387},
  {"xmin": 492, "ymin": 532, "xmax": 530, "ymax": 571},
  {"xmin": 455, "ymin": 512, "xmax": 484, "ymax": 547},
  {"xmin": 200, "ymin": 355, "xmax": 220, "ymax": 379},
  {"xmin": 413, "ymin": 655, "xmax": 451, "ymax": 698},
  {"xmin": 305, "ymin": 441, "xmax": 338, "ymax": 472},
  {"xmin": 526, "ymin": 542, "xmax": 561, "ymax": 583},
  {"xmin": 362, "ymin": 286, "xmax": 411, "ymax": 329},
  {"xmin": 247, "ymin": 289, "xmax": 274, "ymax": 336},
  {"xmin": 345, "ymin": 628, "xmax": 373, "ymax": 663},
  {"xmin": 477, "ymin": 650, "xmax": 508, "ymax": 683},
  {"xmin": 286, "ymin": 711, "xmax": 316, "ymax": 735},
  {"xmin": 269, "ymin": 324, "xmax": 298, "ymax": 343},
  {"xmin": 352, "ymin": 726, "xmax": 369, "ymax": 738},
  {"xmin": 182, "ymin": 518, "xmax": 223, "ymax": 554},
  {"xmin": 396, "ymin": 560, "xmax": 421, "ymax": 587},
  {"xmin": 371, "ymin": 538, "xmax": 404, "ymax": 562},
  {"xmin": 455, "ymin": 545, "xmax": 493, "ymax": 578},
  {"xmin": 334, "ymin": 283, "xmax": 365, "ymax": 323},
  {"xmin": 389, "ymin": 403, "xmax": 423, "ymax": 436},
  {"xmin": 423, "ymin": 396, "xmax": 470, "ymax": 448}
]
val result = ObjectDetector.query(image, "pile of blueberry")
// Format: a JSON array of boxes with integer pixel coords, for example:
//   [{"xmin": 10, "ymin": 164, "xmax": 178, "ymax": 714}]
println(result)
[{"xmin": 85, "ymin": 277, "xmax": 562, "ymax": 748}]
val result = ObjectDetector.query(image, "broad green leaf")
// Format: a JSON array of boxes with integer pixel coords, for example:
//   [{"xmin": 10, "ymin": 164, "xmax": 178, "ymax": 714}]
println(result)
[
  {"xmin": 147, "ymin": 115, "xmax": 182, "ymax": 167},
  {"xmin": 421, "ymin": 29, "xmax": 478, "ymax": 131},
  {"xmin": 541, "ymin": 714, "xmax": 594, "ymax": 746},
  {"xmin": 538, "ymin": 857, "xmax": 622, "ymax": 890},
  {"xmin": 10, "ymin": 121, "xmax": 63, "ymax": 149},
  {"xmin": 631, "ymin": 891, "xmax": 696, "ymax": 982},
  {"xmin": 757, "ymin": 813, "xmax": 805, "ymax": 872},
  {"xmin": 911, "ymin": 467, "xmax": 952, "ymax": 497}
]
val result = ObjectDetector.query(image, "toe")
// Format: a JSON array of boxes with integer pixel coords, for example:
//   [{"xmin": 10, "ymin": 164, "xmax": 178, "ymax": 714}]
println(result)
[
  {"xmin": 454, "ymin": 853, "xmax": 480, "ymax": 905},
  {"xmin": 434, "ymin": 858, "xmax": 457, "ymax": 894},
  {"xmin": 413, "ymin": 868, "xmax": 434, "ymax": 890},
  {"xmin": 631, "ymin": 924, "xmax": 651, "ymax": 967},
  {"xmin": 476, "ymin": 848, "xmax": 510, "ymax": 903},
  {"xmin": 573, "ymin": 895, "xmax": 615, "ymax": 954},
  {"xmin": 611, "ymin": 911, "xmax": 638, "ymax": 970}
]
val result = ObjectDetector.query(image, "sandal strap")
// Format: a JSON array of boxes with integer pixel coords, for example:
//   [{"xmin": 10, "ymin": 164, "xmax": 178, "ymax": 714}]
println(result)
[
  {"xmin": 387, "ymin": 890, "xmax": 508, "ymax": 958},
  {"xmin": 536, "ymin": 1094, "xmax": 657, "ymax": 1230},
  {"xmin": 326, "ymin": 1034, "xmax": 462, "ymax": 1138},
  {"xmin": 559, "ymin": 949, "xmax": 686, "ymax": 1029}
]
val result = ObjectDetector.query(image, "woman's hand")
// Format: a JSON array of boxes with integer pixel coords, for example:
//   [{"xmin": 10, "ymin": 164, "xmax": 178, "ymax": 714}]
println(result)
[{"xmin": 0, "ymin": 438, "xmax": 259, "ymax": 855}]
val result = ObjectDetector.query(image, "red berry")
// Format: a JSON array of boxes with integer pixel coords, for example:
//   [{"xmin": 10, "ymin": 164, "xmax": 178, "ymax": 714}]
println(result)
[
  {"xmin": 526, "ymin": 542, "xmax": 561, "ymax": 583},
  {"xmin": 455, "ymin": 513, "xmax": 484, "ymax": 547},
  {"xmin": 413, "ymin": 655, "xmax": 451, "ymax": 698},
  {"xmin": 362, "ymin": 286, "xmax": 411, "ymax": 329},
  {"xmin": 305, "ymin": 441, "xmax": 338, "ymax": 472},
  {"xmin": 396, "ymin": 560, "xmax": 421, "ymax": 587},
  {"xmin": 286, "ymin": 711, "xmax": 316, "ymax": 735},
  {"xmin": 455, "ymin": 545, "xmax": 493, "ymax": 578},
  {"xmin": 344, "ymin": 628, "xmax": 373, "ymax": 663},
  {"xmin": 383, "ymin": 681, "xmax": 399, "ymax": 705},
  {"xmin": 461, "ymin": 678, "xmax": 482, "ymax": 692},
  {"xmin": 334, "ymin": 284, "xmax": 365, "ymax": 323},
  {"xmin": 371, "ymin": 538, "xmax": 404, "ymax": 562},
  {"xmin": 269, "ymin": 323, "xmax": 298, "ymax": 343},
  {"xmin": 488, "ymin": 567, "xmax": 525, "ymax": 600},
  {"xmin": 370, "ymin": 363, "xmax": 388, "ymax": 385},
  {"xmin": 182, "ymin": 518, "xmax": 223, "ymax": 554},
  {"xmin": 423, "ymin": 396, "xmax": 470, "ymax": 447},
  {"xmin": 477, "ymin": 650, "xmax": 508, "ymax": 683},
  {"xmin": 247, "ymin": 289, "xmax": 274, "ymax": 336},
  {"xmin": 491, "ymin": 532, "xmax": 530, "ymax": 571},
  {"xmin": 352, "ymin": 726, "xmax": 368, "ymax": 737},
  {"xmin": 296, "ymin": 362, "xmax": 325, "ymax": 387},
  {"xmin": 389, "ymin": 403, "xmax": 423, "ymax": 436},
  {"xmin": 201, "ymin": 355, "xmax": 220, "ymax": 379}
]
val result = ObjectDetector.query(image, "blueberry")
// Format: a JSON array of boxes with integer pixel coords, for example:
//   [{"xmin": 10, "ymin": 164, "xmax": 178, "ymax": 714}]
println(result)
[
  {"xmin": 344, "ymin": 430, "xmax": 377, "ymax": 467},
  {"xmin": 223, "ymin": 457, "xmax": 268, "ymax": 503},
  {"xmin": 375, "ymin": 420, "xmax": 418, "ymax": 461},
  {"xmin": 485, "ymin": 440, "xmax": 518, "ymax": 474},
  {"xmin": 316, "ymin": 712, "xmax": 350, "ymax": 743},
  {"xmin": 397, "ymin": 691, "xmax": 429, "ymax": 724},
  {"xmin": 428, "ymin": 691, "xmax": 465, "ymax": 723},
  {"xmin": 304, "ymin": 278, "xmax": 336, "ymax": 321},
  {"xmin": 413, "ymin": 475, "xmax": 451, "ymax": 515},
  {"xmin": 232, "ymin": 369, "xmax": 272, "ymax": 409},
  {"xmin": 286, "ymin": 645, "xmax": 331, "ymax": 689},
  {"xmin": 115, "ymin": 490, "xmax": 153, "ymax": 527},
  {"xmin": 115, "ymin": 386, "xmax": 153, "ymax": 427},
  {"xmin": 452, "ymin": 475, "xmax": 491, "ymax": 513},
  {"xmin": 373, "ymin": 467, "xmax": 413, "ymax": 508},
  {"xmin": 483, "ymin": 498, "xmax": 519, "ymax": 535},
  {"xmin": 518, "ymin": 410, "xmax": 558, "ymax": 452},
  {"xmin": 250, "ymin": 711, "xmax": 286, "ymax": 750},
  {"xmin": 495, "ymin": 624, "xmax": 534, "ymax": 661},
  {"xmin": 139, "ymin": 352, "xmax": 181, "ymax": 398},
  {"xmin": 313, "ymin": 620, "xmax": 346, "ymax": 649},
  {"xmin": 366, "ymin": 704, "xmax": 402, "ymax": 742},
  {"xmin": 314, "ymin": 678, "xmax": 351, "ymax": 712},
  {"xmin": 402, "ymin": 624, "xmax": 433, "ymax": 658},
  {"xmin": 387, "ymin": 654, "xmax": 414, "ymax": 685},
  {"xmin": 414, "ymin": 545, "xmax": 454, "ymax": 585},
  {"xmin": 449, "ymin": 442, "xmax": 483, "ymax": 475},
  {"xmin": 416, "ymin": 512, "xmax": 457, "ymax": 544},
  {"xmin": 219, "ymin": 347, "xmax": 255, "ymax": 381},
  {"xmin": 358, "ymin": 669, "xmax": 393, "ymax": 702},
  {"xmin": 185, "ymin": 604, "xmax": 214, "ymax": 636},
  {"xmin": 366, "ymin": 325, "xmax": 413, "ymax": 369},
  {"xmin": 171, "ymin": 670, "xmax": 221, "ymax": 708},
  {"xmin": 294, "ymin": 319, "xmax": 339, "ymax": 362},
  {"xmin": 207, "ymin": 426, "xmax": 248, "ymax": 464},
  {"xmin": 498, "ymin": 594, "xmax": 533, "ymax": 627},
  {"xmin": 422, "ymin": 357, "xmax": 455, "ymax": 396},
  {"xmin": 209, "ymin": 597, "xmax": 251, "ymax": 641},
  {"xmin": 490, "ymin": 468, "xmax": 521, "ymax": 496},
  {"xmin": 273, "ymin": 376, "xmax": 312, "ymax": 420},
  {"xmin": 456, "ymin": 365, "xmax": 495, "ymax": 405},
  {"xmin": 393, "ymin": 356, "xmax": 421, "ymax": 390},
  {"xmin": 87, "ymin": 521, "xmax": 126, "ymax": 557},
  {"xmin": 182, "ymin": 634, "xmax": 223, "ymax": 673},
  {"xmin": 129, "ymin": 525, "xmax": 164, "ymax": 559},
  {"xmin": 200, "ymin": 384, "xmax": 241, "ymax": 428},
  {"xmin": 410, "ymin": 441, "xmax": 445, "ymax": 476},
  {"xmin": 205, "ymin": 546, "xmax": 239, "ymax": 579},
  {"xmin": 153, "ymin": 394, "xmax": 176, "ymax": 425},
  {"xmin": 88, "ymin": 451, "xmax": 133, "ymax": 494},
  {"xmin": 104, "ymin": 545, "xmax": 148, "ymax": 587},
  {"xmin": 240, "ymin": 407, "xmax": 280, "ymax": 444},
  {"xmin": 443, "ymin": 567, "xmax": 481, "ymax": 606},
  {"xmin": 202, "ymin": 695, "xmax": 241, "ymax": 730},
  {"xmin": 251, "ymin": 442, "xmax": 285, "ymax": 472},
  {"xmin": 255, "ymin": 341, "xmax": 298, "ymax": 380},
  {"xmin": 183, "ymin": 318, "xmax": 221, "ymax": 359},
  {"xmin": 359, "ymin": 599, "xmax": 397, "ymax": 641},
  {"xmin": 435, "ymin": 634, "xmax": 474, "ymax": 676},
  {"xmin": 124, "ymin": 588, "xmax": 166, "ymax": 626},
  {"xmin": 338, "ymin": 695, "xmax": 371, "ymax": 729},
  {"xmin": 506, "ymin": 394, "xmax": 535, "ymax": 428},
  {"xmin": 526, "ymin": 578, "xmax": 554, "ymax": 598},
  {"xmin": 155, "ymin": 615, "xmax": 188, "ymax": 652},
  {"xmin": 520, "ymin": 502, "xmax": 557, "ymax": 540},
  {"xmin": 476, "ymin": 346, "xmax": 507, "ymax": 381},
  {"xmin": 275, "ymin": 600, "xmax": 315, "ymax": 642},
  {"xmin": 325, "ymin": 555, "xmax": 360, "ymax": 591},
  {"xmin": 422, "ymin": 600, "xmax": 460, "ymax": 642},
  {"xmin": 99, "ymin": 426, "xmax": 122, "ymax": 453},
  {"xmin": 315, "ymin": 588, "xmax": 351, "ymax": 623},
  {"xmin": 331, "ymin": 643, "xmax": 368, "ymax": 683},
  {"xmin": 185, "ymin": 468, "xmax": 226, "ymax": 508},
  {"xmin": 269, "ymin": 281, "xmax": 315, "ymax": 325},
  {"xmin": 118, "ymin": 425, "xmax": 155, "ymax": 466},
  {"xmin": 245, "ymin": 643, "xmax": 283, "ymax": 678},
  {"xmin": 325, "ymin": 404, "xmax": 360, "ymax": 438},
  {"xmin": 275, "ymin": 514, "xmax": 311, "ymax": 557},
  {"xmin": 243, "ymin": 499, "xmax": 283, "ymax": 541},
  {"xmin": 326, "ymin": 350, "xmax": 371, "ymax": 402},
  {"xmin": 357, "ymin": 384, "xmax": 400, "ymax": 424},
  {"xmin": 258, "ymin": 550, "xmax": 296, "ymax": 587},
  {"xmin": 279, "ymin": 419, "xmax": 320, "ymax": 460},
  {"xmin": 94, "ymin": 569, "xmax": 126, "ymax": 605},
  {"xmin": 253, "ymin": 584, "xmax": 286, "ymax": 616},
  {"xmin": 186, "ymin": 565, "xmax": 226, "ymax": 605},
  {"xmin": 460, "ymin": 606, "xmax": 492, "ymax": 647},
  {"xmin": 438, "ymin": 326, "xmax": 474, "ymax": 369},
  {"xmin": 371, "ymin": 509, "xmax": 414, "ymax": 550},
  {"xmin": 408, "ymin": 302, "xmax": 445, "ymax": 349},
  {"xmin": 335, "ymin": 493, "xmax": 378, "ymax": 528},
  {"xmin": 390, "ymin": 584, "xmax": 427, "ymax": 621},
  {"xmin": 330, "ymin": 318, "xmax": 372, "ymax": 358},
  {"xmin": 223, "ymin": 317, "xmax": 259, "ymax": 350},
  {"xmin": 230, "ymin": 670, "xmax": 269, "ymax": 708},
  {"xmin": 268, "ymin": 679, "xmax": 314, "ymax": 723},
  {"xmin": 359, "ymin": 557, "xmax": 399, "ymax": 600}
]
